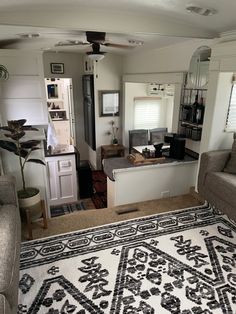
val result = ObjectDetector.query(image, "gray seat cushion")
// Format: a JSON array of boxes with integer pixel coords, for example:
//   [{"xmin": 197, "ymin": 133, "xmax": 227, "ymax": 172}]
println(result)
[
  {"xmin": 0, "ymin": 205, "xmax": 20, "ymax": 311},
  {"xmin": 224, "ymin": 137, "xmax": 236, "ymax": 174},
  {"xmin": 206, "ymin": 171, "xmax": 236, "ymax": 207},
  {"xmin": 0, "ymin": 294, "xmax": 11, "ymax": 314}
]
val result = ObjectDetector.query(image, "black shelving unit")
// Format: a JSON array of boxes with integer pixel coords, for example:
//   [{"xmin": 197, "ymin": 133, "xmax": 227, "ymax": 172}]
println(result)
[{"xmin": 178, "ymin": 88, "xmax": 207, "ymax": 141}]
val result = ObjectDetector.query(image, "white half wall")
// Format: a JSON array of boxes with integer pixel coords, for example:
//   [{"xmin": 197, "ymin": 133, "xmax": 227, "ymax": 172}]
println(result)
[{"xmin": 107, "ymin": 161, "xmax": 198, "ymax": 207}]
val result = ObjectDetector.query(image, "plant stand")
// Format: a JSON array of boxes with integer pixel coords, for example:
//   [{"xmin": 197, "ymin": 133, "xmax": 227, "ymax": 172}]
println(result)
[{"xmin": 21, "ymin": 200, "xmax": 48, "ymax": 240}]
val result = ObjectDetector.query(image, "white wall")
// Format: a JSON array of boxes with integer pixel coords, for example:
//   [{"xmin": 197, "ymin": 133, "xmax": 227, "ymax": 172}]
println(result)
[
  {"xmin": 123, "ymin": 39, "xmax": 214, "ymax": 74},
  {"xmin": 92, "ymin": 54, "xmax": 124, "ymax": 169},
  {"xmin": 43, "ymin": 52, "xmax": 90, "ymax": 159},
  {"xmin": 201, "ymin": 72, "xmax": 233, "ymax": 152},
  {"xmin": 200, "ymin": 39, "xmax": 236, "ymax": 153}
]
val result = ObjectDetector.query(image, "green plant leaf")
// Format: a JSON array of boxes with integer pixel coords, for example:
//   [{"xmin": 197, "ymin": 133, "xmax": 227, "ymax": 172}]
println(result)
[
  {"xmin": 7, "ymin": 119, "xmax": 26, "ymax": 129},
  {"xmin": 0, "ymin": 126, "xmax": 15, "ymax": 133},
  {"xmin": 21, "ymin": 140, "xmax": 40, "ymax": 149},
  {"xmin": 14, "ymin": 149, "xmax": 28, "ymax": 158},
  {"xmin": 5, "ymin": 131, "xmax": 25, "ymax": 140},
  {"xmin": 27, "ymin": 158, "xmax": 45, "ymax": 165},
  {"xmin": 0, "ymin": 140, "xmax": 17, "ymax": 153},
  {"xmin": 22, "ymin": 126, "xmax": 39, "ymax": 131}
]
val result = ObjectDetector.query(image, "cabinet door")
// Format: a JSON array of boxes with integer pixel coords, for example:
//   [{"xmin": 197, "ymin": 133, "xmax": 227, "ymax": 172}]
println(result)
[{"xmin": 46, "ymin": 155, "xmax": 78, "ymax": 206}]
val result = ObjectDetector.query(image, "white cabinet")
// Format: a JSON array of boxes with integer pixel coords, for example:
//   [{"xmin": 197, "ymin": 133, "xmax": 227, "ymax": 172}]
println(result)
[
  {"xmin": 53, "ymin": 120, "xmax": 70, "ymax": 144},
  {"xmin": 46, "ymin": 154, "xmax": 78, "ymax": 207}
]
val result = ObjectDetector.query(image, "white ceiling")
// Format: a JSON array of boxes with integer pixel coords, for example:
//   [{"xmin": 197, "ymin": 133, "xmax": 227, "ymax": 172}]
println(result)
[{"xmin": 0, "ymin": 0, "xmax": 236, "ymax": 54}]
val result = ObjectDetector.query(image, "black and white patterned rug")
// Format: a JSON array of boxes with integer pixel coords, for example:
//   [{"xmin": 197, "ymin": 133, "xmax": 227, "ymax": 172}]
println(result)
[{"xmin": 18, "ymin": 203, "xmax": 236, "ymax": 314}]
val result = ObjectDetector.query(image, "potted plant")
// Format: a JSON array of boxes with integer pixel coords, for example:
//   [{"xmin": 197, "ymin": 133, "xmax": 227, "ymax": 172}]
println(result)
[
  {"xmin": 0, "ymin": 119, "xmax": 45, "ymax": 208},
  {"xmin": 106, "ymin": 120, "xmax": 119, "ymax": 145}
]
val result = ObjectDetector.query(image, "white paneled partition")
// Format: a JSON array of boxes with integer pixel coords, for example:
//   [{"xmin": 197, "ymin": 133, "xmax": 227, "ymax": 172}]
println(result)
[{"xmin": 0, "ymin": 49, "xmax": 48, "ymax": 125}]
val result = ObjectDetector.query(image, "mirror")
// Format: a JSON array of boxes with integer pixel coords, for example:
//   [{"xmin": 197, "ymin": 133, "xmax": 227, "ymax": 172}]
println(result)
[
  {"xmin": 99, "ymin": 90, "xmax": 120, "ymax": 116},
  {"xmin": 188, "ymin": 46, "xmax": 211, "ymax": 88}
]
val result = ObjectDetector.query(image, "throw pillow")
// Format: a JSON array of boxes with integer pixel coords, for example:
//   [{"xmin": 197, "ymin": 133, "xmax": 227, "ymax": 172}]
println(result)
[{"xmin": 224, "ymin": 134, "xmax": 236, "ymax": 174}]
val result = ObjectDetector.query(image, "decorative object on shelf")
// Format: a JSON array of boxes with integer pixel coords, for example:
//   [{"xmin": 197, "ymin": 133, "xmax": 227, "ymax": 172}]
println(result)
[
  {"xmin": 0, "ymin": 64, "xmax": 9, "ymax": 80},
  {"xmin": 50, "ymin": 63, "xmax": 64, "ymax": 74},
  {"xmin": 100, "ymin": 90, "xmax": 120, "ymax": 116},
  {"xmin": 0, "ymin": 119, "xmax": 45, "ymax": 208},
  {"xmin": 106, "ymin": 120, "xmax": 119, "ymax": 145}
]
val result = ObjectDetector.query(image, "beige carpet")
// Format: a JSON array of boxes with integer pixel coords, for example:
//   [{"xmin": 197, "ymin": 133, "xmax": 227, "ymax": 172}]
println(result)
[{"xmin": 22, "ymin": 193, "xmax": 203, "ymax": 241}]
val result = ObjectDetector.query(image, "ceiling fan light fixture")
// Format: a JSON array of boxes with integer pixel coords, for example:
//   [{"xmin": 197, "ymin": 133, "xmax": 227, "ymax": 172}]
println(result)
[
  {"xmin": 86, "ymin": 52, "xmax": 105, "ymax": 61},
  {"xmin": 186, "ymin": 4, "xmax": 217, "ymax": 16}
]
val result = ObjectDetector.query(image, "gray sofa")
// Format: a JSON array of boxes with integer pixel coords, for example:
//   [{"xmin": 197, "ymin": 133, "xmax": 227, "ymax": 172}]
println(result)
[
  {"xmin": 0, "ymin": 176, "xmax": 21, "ymax": 314},
  {"xmin": 198, "ymin": 149, "xmax": 236, "ymax": 222}
]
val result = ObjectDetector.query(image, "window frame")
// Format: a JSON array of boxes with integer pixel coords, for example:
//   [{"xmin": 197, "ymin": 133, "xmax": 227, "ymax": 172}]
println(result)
[{"xmin": 225, "ymin": 81, "xmax": 236, "ymax": 132}]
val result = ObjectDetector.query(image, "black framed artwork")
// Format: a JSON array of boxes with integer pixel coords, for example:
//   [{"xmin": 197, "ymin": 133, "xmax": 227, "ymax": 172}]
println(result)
[
  {"xmin": 50, "ymin": 63, "xmax": 64, "ymax": 74},
  {"xmin": 99, "ymin": 90, "xmax": 120, "ymax": 117}
]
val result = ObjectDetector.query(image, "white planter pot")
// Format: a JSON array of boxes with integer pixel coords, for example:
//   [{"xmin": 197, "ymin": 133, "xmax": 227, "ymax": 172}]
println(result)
[{"xmin": 18, "ymin": 190, "xmax": 41, "ymax": 208}]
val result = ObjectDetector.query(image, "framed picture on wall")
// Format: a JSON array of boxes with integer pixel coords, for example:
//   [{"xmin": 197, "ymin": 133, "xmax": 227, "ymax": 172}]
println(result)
[
  {"xmin": 50, "ymin": 63, "xmax": 64, "ymax": 74},
  {"xmin": 99, "ymin": 90, "xmax": 120, "ymax": 116}
]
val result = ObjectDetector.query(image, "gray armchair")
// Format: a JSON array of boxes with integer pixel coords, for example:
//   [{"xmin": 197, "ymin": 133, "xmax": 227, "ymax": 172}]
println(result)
[
  {"xmin": 149, "ymin": 127, "xmax": 168, "ymax": 144},
  {"xmin": 128, "ymin": 129, "xmax": 149, "ymax": 153},
  {"xmin": 198, "ymin": 150, "xmax": 236, "ymax": 222}
]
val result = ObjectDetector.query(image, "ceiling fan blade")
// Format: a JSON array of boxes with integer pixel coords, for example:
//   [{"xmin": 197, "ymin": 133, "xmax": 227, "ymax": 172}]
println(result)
[
  {"xmin": 0, "ymin": 38, "xmax": 22, "ymax": 48},
  {"xmin": 55, "ymin": 40, "xmax": 88, "ymax": 47},
  {"xmin": 103, "ymin": 43, "xmax": 135, "ymax": 49}
]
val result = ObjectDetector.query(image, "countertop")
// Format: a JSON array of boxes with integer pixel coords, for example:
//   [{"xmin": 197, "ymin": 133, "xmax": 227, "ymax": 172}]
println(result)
[
  {"xmin": 103, "ymin": 153, "xmax": 198, "ymax": 181},
  {"xmin": 44, "ymin": 144, "xmax": 78, "ymax": 157}
]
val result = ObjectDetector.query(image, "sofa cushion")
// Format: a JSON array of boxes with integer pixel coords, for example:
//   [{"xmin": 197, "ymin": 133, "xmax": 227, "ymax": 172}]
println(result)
[
  {"xmin": 0, "ymin": 294, "xmax": 11, "ymax": 314},
  {"xmin": 0, "ymin": 204, "xmax": 21, "ymax": 310},
  {"xmin": 224, "ymin": 137, "xmax": 236, "ymax": 174},
  {"xmin": 206, "ymin": 171, "xmax": 236, "ymax": 207}
]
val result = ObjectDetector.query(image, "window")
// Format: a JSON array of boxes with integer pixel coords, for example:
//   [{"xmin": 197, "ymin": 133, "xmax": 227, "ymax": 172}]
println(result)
[
  {"xmin": 225, "ymin": 82, "xmax": 236, "ymax": 132},
  {"xmin": 134, "ymin": 98, "xmax": 166, "ymax": 129}
]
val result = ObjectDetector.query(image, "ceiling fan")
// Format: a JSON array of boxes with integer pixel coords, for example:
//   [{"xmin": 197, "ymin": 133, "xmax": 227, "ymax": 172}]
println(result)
[
  {"xmin": 55, "ymin": 31, "xmax": 135, "ymax": 59},
  {"xmin": 0, "ymin": 30, "xmax": 137, "ymax": 59}
]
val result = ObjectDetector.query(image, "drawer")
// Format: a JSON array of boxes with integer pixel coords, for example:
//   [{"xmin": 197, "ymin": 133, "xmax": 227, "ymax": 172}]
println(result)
[{"xmin": 58, "ymin": 159, "xmax": 73, "ymax": 172}]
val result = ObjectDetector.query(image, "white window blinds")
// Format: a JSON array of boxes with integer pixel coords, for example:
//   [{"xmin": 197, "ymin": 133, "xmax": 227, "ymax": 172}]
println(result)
[
  {"xmin": 225, "ymin": 83, "xmax": 236, "ymax": 132},
  {"xmin": 134, "ymin": 98, "xmax": 165, "ymax": 129}
]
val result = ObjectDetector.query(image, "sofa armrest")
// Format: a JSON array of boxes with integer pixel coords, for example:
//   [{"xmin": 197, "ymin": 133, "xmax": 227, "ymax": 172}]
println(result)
[
  {"xmin": 0, "ymin": 175, "xmax": 18, "ymax": 206},
  {"xmin": 198, "ymin": 150, "xmax": 231, "ymax": 194},
  {"xmin": 0, "ymin": 294, "xmax": 11, "ymax": 314}
]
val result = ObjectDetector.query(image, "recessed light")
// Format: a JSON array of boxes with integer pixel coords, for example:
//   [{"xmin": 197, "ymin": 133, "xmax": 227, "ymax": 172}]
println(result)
[{"xmin": 186, "ymin": 5, "xmax": 217, "ymax": 16}]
